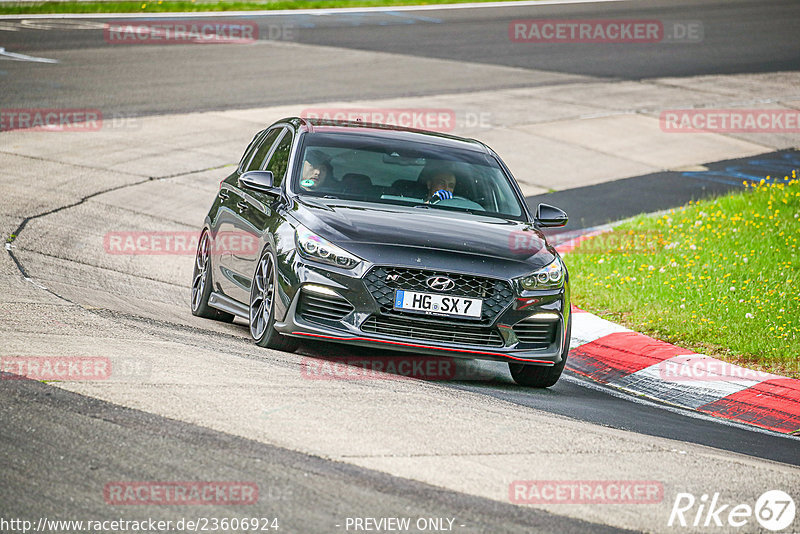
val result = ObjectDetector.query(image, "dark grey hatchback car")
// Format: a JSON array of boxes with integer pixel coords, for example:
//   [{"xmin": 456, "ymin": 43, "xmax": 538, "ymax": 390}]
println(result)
[{"xmin": 191, "ymin": 117, "xmax": 571, "ymax": 387}]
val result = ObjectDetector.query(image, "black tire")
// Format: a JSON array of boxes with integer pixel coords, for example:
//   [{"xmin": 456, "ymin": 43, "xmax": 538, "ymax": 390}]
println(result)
[
  {"xmin": 249, "ymin": 248, "xmax": 300, "ymax": 352},
  {"xmin": 509, "ymin": 316, "xmax": 571, "ymax": 388},
  {"xmin": 191, "ymin": 229, "xmax": 235, "ymax": 323}
]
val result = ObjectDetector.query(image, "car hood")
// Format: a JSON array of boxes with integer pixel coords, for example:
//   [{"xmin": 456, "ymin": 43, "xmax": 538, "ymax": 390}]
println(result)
[{"xmin": 290, "ymin": 197, "xmax": 557, "ymax": 273}]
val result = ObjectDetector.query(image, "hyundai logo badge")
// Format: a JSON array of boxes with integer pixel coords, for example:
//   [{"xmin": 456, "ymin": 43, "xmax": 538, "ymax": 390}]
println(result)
[{"xmin": 426, "ymin": 276, "xmax": 455, "ymax": 292}]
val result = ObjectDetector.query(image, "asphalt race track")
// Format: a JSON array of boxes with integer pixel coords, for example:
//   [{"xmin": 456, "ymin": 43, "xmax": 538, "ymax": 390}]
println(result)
[
  {"xmin": 1, "ymin": 0, "xmax": 799, "ymax": 532},
  {"xmin": 1, "ymin": 0, "xmax": 799, "ymax": 115}
]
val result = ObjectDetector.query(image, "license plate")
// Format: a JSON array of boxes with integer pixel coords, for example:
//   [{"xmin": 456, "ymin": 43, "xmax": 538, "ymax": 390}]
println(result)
[{"xmin": 393, "ymin": 290, "xmax": 482, "ymax": 318}]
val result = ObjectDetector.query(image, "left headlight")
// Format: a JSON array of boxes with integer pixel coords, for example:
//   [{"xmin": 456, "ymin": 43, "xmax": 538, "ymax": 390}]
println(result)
[
  {"xmin": 517, "ymin": 257, "xmax": 565, "ymax": 290},
  {"xmin": 295, "ymin": 224, "xmax": 362, "ymax": 270}
]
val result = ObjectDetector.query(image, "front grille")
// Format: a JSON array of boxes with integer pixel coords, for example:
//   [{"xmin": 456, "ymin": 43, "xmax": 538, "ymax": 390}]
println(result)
[
  {"xmin": 298, "ymin": 291, "xmax": 354, "ymax": 324},
  {"xmin": 512, "ymin": 318, "xmax": 557, "ymax": 346},
  {"xmin": 364, "ymin": 266, "xmax": 513, "ymax": 323},
  {"xmin": 361, "ymin": 315, "xmax": 504, "ymax": 347}
]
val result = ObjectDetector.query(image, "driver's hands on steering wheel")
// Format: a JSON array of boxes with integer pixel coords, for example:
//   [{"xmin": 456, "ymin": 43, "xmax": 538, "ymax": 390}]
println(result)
[{"xmin": 431, "ymin": 189, "xmax": 453, "ymax": 202}]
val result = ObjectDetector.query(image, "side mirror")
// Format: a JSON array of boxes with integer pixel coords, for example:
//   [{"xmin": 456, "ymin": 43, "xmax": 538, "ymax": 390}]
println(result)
[
  {"xmin": 534, "ymin": 203, "xmax": 568, "ymax": 228},
  {"xmin": 239, "ymin": 170, "xmax": 280, "ymax": 196}
]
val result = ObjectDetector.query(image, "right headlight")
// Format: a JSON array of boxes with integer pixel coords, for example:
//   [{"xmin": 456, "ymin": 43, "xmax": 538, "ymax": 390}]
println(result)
[
  {"xmin": 517, "ymin": 258, "xmax": 565, "ymax": 290},
  {"xmin": 294, "ymin": 224, "xmax": 362, "ymax": 270}
]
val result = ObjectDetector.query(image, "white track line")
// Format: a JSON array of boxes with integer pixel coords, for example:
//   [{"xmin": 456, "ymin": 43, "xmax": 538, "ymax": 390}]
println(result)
[
  {"xmin": 0, "ymin": 46, "xmax": 59, "ymax": 63},
  {"xmin": 0, "ymin": 0, "xmax": 630, "ymax": 20}
]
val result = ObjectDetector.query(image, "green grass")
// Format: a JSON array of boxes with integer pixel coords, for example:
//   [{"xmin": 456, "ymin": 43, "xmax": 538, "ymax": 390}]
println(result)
[
  {"xmin": 0, "ymin": 0, "xmax": 526, "ymax": 15},
  {"xmin": 566, "ymin": 173, "xmax": 800, "ymax": 379}
]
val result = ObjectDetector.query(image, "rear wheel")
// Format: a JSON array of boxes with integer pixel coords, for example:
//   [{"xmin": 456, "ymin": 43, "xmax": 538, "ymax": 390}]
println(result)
[
  {"xmin": 191, "ymin": 230, "xmax": 234, "ymax": 322},
  {"xmin": 509, "ymin": 317, "xmax": 571, "ymax": 388},
  {"xmin": 249, "ymin": 248, "xmax": 300, "ymax": 352}
]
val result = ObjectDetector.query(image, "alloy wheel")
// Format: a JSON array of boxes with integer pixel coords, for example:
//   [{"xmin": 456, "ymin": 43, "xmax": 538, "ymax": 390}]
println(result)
[
  {"xmin": 249, "ymin": 253, "xmax": 275, "ymax": 340},
  {"xmin": 191, "ymin": 231, "xmax": 210, "ymax": 312}
]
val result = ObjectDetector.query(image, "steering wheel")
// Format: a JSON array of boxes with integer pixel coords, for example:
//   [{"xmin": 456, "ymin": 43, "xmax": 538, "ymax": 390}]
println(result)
[{"xmin": 430, "ymin": 193, "xmax": 486, "ymax": 212}]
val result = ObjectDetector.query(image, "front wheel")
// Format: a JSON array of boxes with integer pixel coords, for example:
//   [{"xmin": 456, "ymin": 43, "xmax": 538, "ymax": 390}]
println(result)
[
  {"xmin": 509, "ymin": 317, "xmax": 571, "ymax": 388},
  {"xmin": 191, "ymin": 229, "xmax": 234, "ymax": 322},
  {"xmin": 249, "ymin": 249, "xmax": 299, "ymax": 352}
]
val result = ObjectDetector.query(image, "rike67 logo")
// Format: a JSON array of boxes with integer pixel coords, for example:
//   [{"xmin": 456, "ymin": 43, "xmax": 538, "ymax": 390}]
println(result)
[{"xmin": 668, "ymin": 490, "xmax": 795, "ymax": 531}]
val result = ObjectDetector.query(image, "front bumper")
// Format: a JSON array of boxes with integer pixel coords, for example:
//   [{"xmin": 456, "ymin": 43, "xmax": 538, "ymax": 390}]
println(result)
[{"xmin": 273, "ymin": 259, "xmax": 570, "ymax": 365}]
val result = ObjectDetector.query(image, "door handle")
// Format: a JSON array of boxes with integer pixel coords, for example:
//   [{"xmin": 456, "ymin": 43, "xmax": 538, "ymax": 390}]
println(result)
[
  {"xmin": 219, "ymin": 190, "xmax": 229, "ymax": 200},
  {"xmin": 236, "ymin": 200, "xmax": 249, "ymax": 211}
]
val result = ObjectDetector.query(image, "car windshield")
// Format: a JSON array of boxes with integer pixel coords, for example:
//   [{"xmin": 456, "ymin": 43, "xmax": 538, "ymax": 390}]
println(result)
[{"xmin": 292, "ymin": 132, "xmax": 525, "ymax": 220}]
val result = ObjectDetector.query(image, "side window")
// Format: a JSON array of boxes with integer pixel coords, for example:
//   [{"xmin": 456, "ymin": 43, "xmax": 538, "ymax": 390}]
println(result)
[
  {"xmin": 238, "ymin": 131, "xmax": 264, "ymax": 171},
  {"xmin": 263, "ymin": 129, "xmax": 293, "ymax": 186},
  {"xmin": 244, "ymin": 128, "xmax": 281, "ymax": 172}
]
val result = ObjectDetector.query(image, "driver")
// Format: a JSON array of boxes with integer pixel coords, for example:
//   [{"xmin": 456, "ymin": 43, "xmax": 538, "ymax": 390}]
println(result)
[
  {"xmin": 299, "ymin": 150, "xmax": 333, "ymax": 191},
  {"xmin": 425, "ymin": 171, "xmax": 457, "ymax": 203}
]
